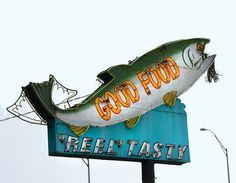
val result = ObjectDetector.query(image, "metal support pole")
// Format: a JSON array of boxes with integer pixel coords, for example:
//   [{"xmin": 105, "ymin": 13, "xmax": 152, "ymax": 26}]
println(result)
[
  {"xmin": 82, "ymin": 158, "xmax": 91, "ymax": 183},
  {"xmin": 87, "ymin": 159, "xmax": 91, "ymax": 183},
  {"xmin": 141, "ymin": 161, "xmax": 155, "ymax": 183},
  {"xmin": 226, "ymin": 149, "xmax": 230, "ymax": 183}
]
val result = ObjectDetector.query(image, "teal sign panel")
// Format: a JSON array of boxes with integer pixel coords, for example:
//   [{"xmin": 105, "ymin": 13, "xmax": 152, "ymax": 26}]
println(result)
[{"xmin": 48, "ymin": 99, "xmax": 190, "ymax": 165}]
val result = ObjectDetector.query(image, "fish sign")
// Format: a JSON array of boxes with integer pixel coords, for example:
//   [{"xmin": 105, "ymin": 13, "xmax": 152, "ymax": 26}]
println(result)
[{"xmin": 8, "ymin": 38, "xmax": 217, "ymax": 136}]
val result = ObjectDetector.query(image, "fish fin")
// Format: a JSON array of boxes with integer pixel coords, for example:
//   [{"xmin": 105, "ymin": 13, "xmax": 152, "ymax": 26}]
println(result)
[
  {"xmin": 163, "ymin": 90, "xmax": 177, "ymax": 107},
  {"xmin": 70, "ymin": 125, "xmax": 89, "ymax": 136},
  {"xmin": 125, "ymin": 116, "xmax": 141, "ymax": 129}
]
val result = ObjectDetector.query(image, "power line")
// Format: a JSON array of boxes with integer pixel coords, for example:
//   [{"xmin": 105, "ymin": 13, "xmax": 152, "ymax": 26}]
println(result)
[
  {"xmin": 0, "ymin": 115, "xmax": 18, "ymax": 122},
  {"xmin": 0, "ymin": 111, "xmax": 34, "ymax": 122},
  {"xmin": 0, "ymin": 94, "xmax": 91, "ymax": 123}
]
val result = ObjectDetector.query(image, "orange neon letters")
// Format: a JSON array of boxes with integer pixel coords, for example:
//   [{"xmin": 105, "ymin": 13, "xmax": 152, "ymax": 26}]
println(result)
[
  {"xmin": 147, "ymin": 67, "xmax": 161, "ymax": 90},
  {"xmin": 155, "ymin": 63, "xmax": 171, "ymax": 84},
  {"xmin": 137, "ymin": 71, "xmax": 151, "ymax": 95},
  {"xmin": 138, "ymin": 57, "xmax": 180, "ymax": 95},
  {"xmin": 95, "ymin": 80, "xmax": 140, "ymax": 121},
  {"xmin": 164, "ymin": 57, "xmax": 180, "ymax": 80},
  {"xmin": 123, "ymin": 80, "xmax": 140, "ymax": 103},
  {"xmin": 104, "ymin": 92, "xmax": 121, "ymax": 114},
  {"xmin": 95, "ymin": 97, "xmax": 111, "ymax": 121},
  {"xmin": 115, "ymin": 86, "xmax": 130, "ymax": 108}
]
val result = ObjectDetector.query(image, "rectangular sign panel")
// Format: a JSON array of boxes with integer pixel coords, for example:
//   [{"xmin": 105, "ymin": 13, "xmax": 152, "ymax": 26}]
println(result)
[{"xmin": 48, "ymin": 99, "xmax": 190, "ymax": 165}]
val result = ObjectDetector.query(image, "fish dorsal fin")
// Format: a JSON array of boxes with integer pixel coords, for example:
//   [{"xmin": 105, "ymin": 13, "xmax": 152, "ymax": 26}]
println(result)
[
  {"xmin": 108, "ymin": 64, "xmax": 129, "ymax": 76},
  {"xmin": 125, "ymin": 116, "xmax": 141, "ymax": 129},
  {"xmin": 70, "ymin": 125, "xmax": 90, "ymax": 136},
  {"xmin": 97, "ymin": 64, "xmax": 129, "ymax": 84},
  {"xmin": 163, "ymin": 90, "xmax": 177, "ymax": 107}
]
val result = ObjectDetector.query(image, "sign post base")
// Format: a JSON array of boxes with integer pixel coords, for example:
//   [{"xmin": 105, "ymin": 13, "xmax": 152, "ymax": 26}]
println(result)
[{"xmin": 142, "ymin": 161, "xmax": 155, "ymax": 183}]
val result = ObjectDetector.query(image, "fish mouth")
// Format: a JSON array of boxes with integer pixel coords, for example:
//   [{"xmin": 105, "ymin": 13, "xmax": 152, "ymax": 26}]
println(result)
[
  {"xmin": 203, "ymin": 54, "xmax": 216, "ymax": 68},
  {"xmin": 202, "ymin": 40, "xmax": 216, "ymax": 68},
  {"xmin": 200, "ymin": 40, "xmax": 218, "ymax": 82},
  {"xmin": 204, "ymin": 54, "xmax": 219, "ymax": 83},
  {"xmin": 199, "ymin": 54, "xmax": 216, "ymax": 77}
]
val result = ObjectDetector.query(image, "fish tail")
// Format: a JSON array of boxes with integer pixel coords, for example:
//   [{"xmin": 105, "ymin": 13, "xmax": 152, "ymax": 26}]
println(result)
[{"xmin": 23, "ymin": 75, "xmax": 56, "ymax": 122}]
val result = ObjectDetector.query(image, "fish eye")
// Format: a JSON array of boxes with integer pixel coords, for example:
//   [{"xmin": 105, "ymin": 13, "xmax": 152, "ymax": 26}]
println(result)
[{"xmin": 197, "ymin": 43, "xmax": 205, "ymax": 52}]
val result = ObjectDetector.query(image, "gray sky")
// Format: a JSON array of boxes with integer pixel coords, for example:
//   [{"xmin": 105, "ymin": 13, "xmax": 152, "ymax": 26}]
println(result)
[{"xmin": 0, "ymin": 0, "xmax": 235, "ymax": 182}]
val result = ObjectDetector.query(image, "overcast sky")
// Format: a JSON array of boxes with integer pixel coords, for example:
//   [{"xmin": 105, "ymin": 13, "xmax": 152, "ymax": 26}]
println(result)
[{"xmin": 0, "ymin": 0, "xmax": 235, "ymax": 182}]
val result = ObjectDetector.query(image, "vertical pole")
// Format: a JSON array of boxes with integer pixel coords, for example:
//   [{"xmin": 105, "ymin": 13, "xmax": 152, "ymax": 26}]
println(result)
[
  {"xmin": 87, "ymin": 158, "xmax": 91, "ymax": 183},
  {"xmin": 142, "ymin": 161, "xmax": 155, "ymax": 183},
  {"xmin": 82, "ymin": 158, "xmax": 91, "ymax": 183},
  {"xmin": 226, "ymin": 149, "xmax": 230, "ymax": 183}
]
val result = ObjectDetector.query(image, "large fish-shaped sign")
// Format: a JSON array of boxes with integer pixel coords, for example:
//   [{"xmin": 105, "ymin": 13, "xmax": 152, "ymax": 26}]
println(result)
[{"xmin": 8, "ymin": 38, "xmax": 217, "ymax": 135}]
